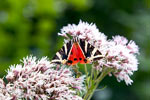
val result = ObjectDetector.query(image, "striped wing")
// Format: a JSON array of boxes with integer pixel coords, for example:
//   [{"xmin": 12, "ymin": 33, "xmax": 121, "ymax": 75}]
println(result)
[
  {"xmin": 79, "ymin": 39, "xmax": 103, "ymax": 62},
  {"xmin": 51, "ymin": 40, "xmax": 72, "ymax": 64},
  {"xmin": 51, "ymin": 37, "xmax": 103, "ymax": 65}
]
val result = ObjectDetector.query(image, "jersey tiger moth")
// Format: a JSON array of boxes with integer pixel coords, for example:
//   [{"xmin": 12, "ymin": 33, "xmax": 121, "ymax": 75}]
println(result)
[{"xmin": 51, "ymin": 37, "xmax": 103, "ymax": 65}]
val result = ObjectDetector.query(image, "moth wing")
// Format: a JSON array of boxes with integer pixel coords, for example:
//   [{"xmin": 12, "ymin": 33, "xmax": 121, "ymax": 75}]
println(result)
[
  {"xmin": 67, "ymin": 42, "xmax": 87, "ymax": 65},
  {"xmin": 66, "ymin": 43, "xmax": 79, "ymax": 65},
  {"xmin": 51, "ymin": 40, "xmax": 72, "ymax": 64},
  {"xmin": 79, "ymin": 39, "xmax": 103, "ymax": 62}
]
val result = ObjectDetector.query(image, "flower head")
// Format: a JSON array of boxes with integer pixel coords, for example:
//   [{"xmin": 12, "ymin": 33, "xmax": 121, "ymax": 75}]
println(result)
[
  {"xmin": 102, "ymin": 36, "xmax": 139, "ymax": 85},
  {"xmin": 58, "ymin": 20, "xmax": 107, "ymax": 47},
  {"xmin": 94, "ymin": 35, "xmax": 139, "ymax": 85},
  {"xmin": 0, "ymin": 56, "xmax": 84, "ymax": 100},
  {"xmin": 58, "ymin": 21, "xmax": 139, "ymax": 85}
]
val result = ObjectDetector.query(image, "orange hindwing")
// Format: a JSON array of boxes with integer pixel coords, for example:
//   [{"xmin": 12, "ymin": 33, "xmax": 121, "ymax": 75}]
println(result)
[{"xmin": 67, "ymin": 42, "xmax": 89, "ymax": 65}]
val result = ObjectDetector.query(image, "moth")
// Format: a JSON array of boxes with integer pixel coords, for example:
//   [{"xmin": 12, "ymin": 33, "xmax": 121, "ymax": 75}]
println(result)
[{"xmin": 51, "ymin": 37, "xmax": 103, "ymax": 65}]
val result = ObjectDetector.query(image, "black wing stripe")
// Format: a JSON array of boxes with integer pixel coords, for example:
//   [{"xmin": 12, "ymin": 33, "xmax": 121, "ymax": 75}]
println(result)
[
  {"xmin": 51, "ymin": 52, "xmax": 62, "ymax": 64},
  {"xmin": 86, "ymin": 43, "xmax": 94, "ymax": 58},
  {"xmin": 62, "ymin": 46, "xmax": 66, "ymax": 55},
  {"xmin": 66, "ymin": 41, "xmax": 72, "ymax": 55},
  {"xmin": 79, "ymin": 39, "xmax": 86, "ymax": 54},
  {"xmin": 78, "ymin": 38, "xmax": 103, "ymax": 61},
  {"xmin": 56, "ymin": 46, "xmax": 68, "ymax": 60},
  {"xmin": 52, "ymin": 40, "xmax": 72, "ymax": 64},
  {"xmin": 94, "ymin": 49, "xmax": 102, "ymax": 56},
  {"xmin": 79, "ymin": 39, "xmax": 95, "ymax": 58}
]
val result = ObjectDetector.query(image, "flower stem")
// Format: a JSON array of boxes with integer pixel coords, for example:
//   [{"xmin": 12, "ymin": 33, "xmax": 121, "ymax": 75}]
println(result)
[
  {"xmin": 84, "ymin": 64, "xmax": 88, "ymax": 77},
  {"xmin": 90, "ymin": 65, "xmax": 94, "ymax": 81},
  {"xmin": 84, "ymin": 64, "xmax": 89, "ymax": 89},
  {"xmin": 84, "ymin": 67, "xmax": 113, "ymax": 100}
]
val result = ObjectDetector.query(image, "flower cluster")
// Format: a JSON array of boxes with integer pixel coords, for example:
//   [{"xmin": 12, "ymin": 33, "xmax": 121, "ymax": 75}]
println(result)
[
  {"xmin": 0, "ymin": 56, "xmax": 84, "ymax": 100},
  {"xmin": 101, "ymin": 36, "xmax": 139, "ymax": 85},
  {"xmin": 59, "ymin": 20, "xmax": 107, "ymax": 47},
  {"xmin": 58, "ymin": 20, "xmax": 139, "ymax": 85}
]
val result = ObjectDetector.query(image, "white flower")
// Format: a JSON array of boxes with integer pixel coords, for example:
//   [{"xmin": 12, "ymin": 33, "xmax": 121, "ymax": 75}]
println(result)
[
  {"xmin": 58, "ymin": 20, "xmax": 107, "ymax": 47},
  {"xmin": 58, "ymin": 21, "xmax": 139, "ymax": 85},
  {"xmin": 0, "ymin": 79, "xmax": 13, "ymax": 100},
  {"xmin": 0, "ymin": 56, "xmax": 84, "ymax": 100},
  {"xmin": 99, "ymin": 36, "xmax": 139, "ymax": 85}
]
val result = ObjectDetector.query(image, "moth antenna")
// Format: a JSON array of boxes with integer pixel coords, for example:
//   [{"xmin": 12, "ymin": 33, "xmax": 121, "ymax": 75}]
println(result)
[
  {"xmin": 77, "ymin": 37, "xmax": 80, "ymax": 42},
  {"xmin": 72, "ymin": 37, "xmax": 79, "ymax": 42}
]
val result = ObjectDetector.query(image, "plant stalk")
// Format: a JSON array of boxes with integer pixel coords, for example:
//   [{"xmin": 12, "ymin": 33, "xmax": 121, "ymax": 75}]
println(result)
[{"xmin": 84, "ymin": 67, "xmax": 113, "ymax": 100}]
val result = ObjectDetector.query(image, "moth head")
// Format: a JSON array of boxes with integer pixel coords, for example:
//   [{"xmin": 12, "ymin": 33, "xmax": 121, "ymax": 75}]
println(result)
[{"xmin": 62, "ymin": 59, "xmax": 67, "ymax": 64}]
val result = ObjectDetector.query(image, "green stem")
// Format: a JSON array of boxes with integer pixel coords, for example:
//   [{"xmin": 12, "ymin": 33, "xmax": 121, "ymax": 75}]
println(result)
[
  {"xmin": 84, "ymin": 64, "xmax": 89, "ymax": 89},
  {"xmin": 87, "ymin": 68, "xmax": 110, "ymax": 100},
  {"xmin": 90, "ymin": 65, "xmax": 94, "ymax": 82},
  {"xmin": 84, "ymin": 64, "xmax": 88, "ymax": 76},
  {"xmin": 84, "ymin": 67, "xmax": 113, "ymax": 100}
]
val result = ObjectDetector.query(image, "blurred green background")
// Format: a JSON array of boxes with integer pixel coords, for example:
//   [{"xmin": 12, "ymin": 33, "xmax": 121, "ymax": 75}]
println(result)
[{"xmin": 0, "ymin": 0, "xmax": 149, "ymax": 100}]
